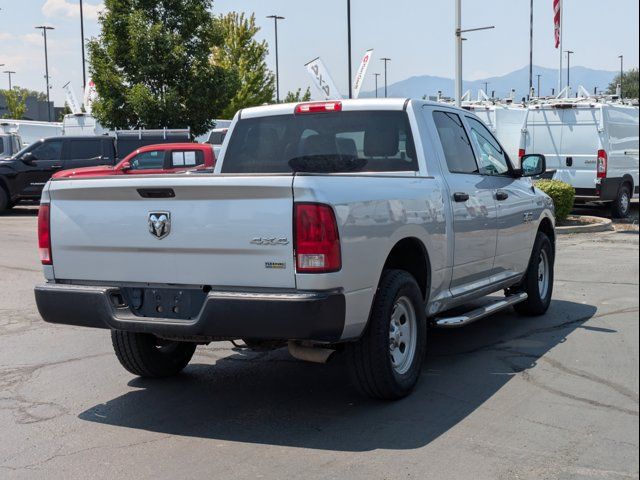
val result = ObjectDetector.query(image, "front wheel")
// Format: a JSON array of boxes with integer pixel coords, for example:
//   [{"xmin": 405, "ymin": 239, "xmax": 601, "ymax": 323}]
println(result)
[
  {"xmin": 514, "ymin": 231, "xmax": 554, "ymax": 316},
  {"xmin": 111, "ymin": 330, "xmax": 196, "ymax": 378},
  {"xmin": 347, "ymin": 270, "xmax": 426, "ymax": 400},
  {"xmin": 0, "ymin": 188, "xmax": 11, "ymax": 215}
]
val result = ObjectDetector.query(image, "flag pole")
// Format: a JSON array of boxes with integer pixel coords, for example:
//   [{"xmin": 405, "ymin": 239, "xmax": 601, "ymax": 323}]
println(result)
[{"xmin": 557, "ymin": 0, "xmax": 563, "ymax": 95}]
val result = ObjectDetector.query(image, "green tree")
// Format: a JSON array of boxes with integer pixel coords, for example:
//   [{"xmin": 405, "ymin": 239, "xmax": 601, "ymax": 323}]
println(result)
[
  {"xmin": 283, "ymin": 87, "xmax": 312, "ymax": 103},
  {"xmin": 606, "ymin": 68, "xmax": 639, "ymax": 99},
  {"xmin": 1, "ymin": 88, "xmax": 29, "ymax": 119},
  {"xmin": 213, "ymin": 12, "xmax": 275, "ymax": 118},
  {"xmin": 87, "ymin": 0, "xmax": 237, "ymax": 137}
]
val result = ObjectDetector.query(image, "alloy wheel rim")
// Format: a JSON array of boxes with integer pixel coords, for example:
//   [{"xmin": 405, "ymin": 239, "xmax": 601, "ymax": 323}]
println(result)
[{"xmin": 389, "ymin": 296, "xmax": 418, "ymax": 375}]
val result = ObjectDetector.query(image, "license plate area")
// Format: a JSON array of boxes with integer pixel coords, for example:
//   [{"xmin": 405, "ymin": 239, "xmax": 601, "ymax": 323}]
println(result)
[{"xmin": 120, "ymin": 287, "xmax": 207, "ymax": 320}]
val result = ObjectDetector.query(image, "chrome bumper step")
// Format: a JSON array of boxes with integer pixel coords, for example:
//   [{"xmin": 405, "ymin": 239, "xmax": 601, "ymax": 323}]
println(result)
[{"xmin": 434, "ymin": 292, "xmax": 528, "ymax": 328}]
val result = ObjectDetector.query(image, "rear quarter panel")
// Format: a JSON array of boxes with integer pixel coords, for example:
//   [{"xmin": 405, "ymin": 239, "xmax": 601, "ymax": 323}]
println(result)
[{"xmin": 293, "ymin": 174, "xmax": 448, "ymax": 339}]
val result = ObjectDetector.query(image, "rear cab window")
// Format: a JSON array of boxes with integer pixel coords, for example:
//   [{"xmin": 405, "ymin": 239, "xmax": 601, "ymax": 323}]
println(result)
[{"xmin": 221, "ymin": 110, "xmax": 418, "ymax": 174}]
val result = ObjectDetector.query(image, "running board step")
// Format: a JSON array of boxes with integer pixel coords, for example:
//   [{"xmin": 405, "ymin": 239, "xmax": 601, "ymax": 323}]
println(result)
[{"xmin": 434, "ymin": 293, "xmax": 528, "ymax": 328}]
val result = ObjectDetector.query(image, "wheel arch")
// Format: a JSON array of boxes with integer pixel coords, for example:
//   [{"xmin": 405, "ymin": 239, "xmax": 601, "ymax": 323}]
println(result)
[
  {"xmin": 538, "ymin": 216, "xmax": 556, "ymax": 251},
  {"xmin": 621, "ymin": 174, "xmax": 634, "ymax": 190},
  {"xmin": 380, "ymin": 236, "xmax": 432, "ymax": 302}
]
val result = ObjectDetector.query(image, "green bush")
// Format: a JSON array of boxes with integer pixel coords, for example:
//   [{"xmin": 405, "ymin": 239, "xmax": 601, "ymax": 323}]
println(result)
[{"xmin": 535, "ymin": 179, "xmax": 575, "ymax": 222}]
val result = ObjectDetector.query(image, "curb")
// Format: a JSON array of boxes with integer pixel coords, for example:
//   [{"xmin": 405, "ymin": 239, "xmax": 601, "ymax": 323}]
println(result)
[{"xmin": 556, "ymin": 215, "xmax": 614, "ymax": 235}]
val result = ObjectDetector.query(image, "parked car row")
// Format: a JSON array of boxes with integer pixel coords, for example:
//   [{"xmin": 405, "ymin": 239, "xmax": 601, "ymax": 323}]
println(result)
[
  {"xmin": 0, "ymin": 129, "xmax": 202, "ymax": 213},
  {"xmin": 35, "ymin": 99, "xmax": 555, "ymax": 400}
]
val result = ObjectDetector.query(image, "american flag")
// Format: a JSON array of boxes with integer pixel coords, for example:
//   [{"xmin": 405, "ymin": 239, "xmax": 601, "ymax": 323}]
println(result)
[{"xmin": 553, "ymin": 0, "xmax": 561, "ymax": 48}]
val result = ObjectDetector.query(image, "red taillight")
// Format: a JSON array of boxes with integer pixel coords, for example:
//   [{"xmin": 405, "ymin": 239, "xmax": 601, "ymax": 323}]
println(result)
[
  {"xmin": 518, "ymin": 148, "xmax": 526, "ymax": 160},
  {"xmin": 597, "ymin": 149, "xmax": 608, "ymax": 179},
  {"xmin": 295, "ymin": 101, "xmax": 342, "ymax": 114},
  {"xmin": 294, "ymin": 203, "xmax": 341, "ymax": 273},
  {"xmin": 38, "ymin": 204, "xmax": 52, "ymax": 265}
]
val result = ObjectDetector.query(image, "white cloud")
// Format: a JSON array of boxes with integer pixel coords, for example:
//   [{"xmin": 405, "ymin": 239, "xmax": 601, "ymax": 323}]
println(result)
[{"xmin": 42, "ymin": 0, "xmax": 104, "ymax": 21}]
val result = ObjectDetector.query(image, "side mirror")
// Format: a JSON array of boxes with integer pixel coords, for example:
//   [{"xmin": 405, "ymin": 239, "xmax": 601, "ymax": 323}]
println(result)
[
  {"xmin": 20, "ymin": 152, "xmax": 36, "ymax": 165},
  {"xmin": 119, "ymin": 161, "xmax": 132, "ymax": 171},
  {"xmin": 518, "ymin": 154, "xmax": 546, "ymax": 178}
]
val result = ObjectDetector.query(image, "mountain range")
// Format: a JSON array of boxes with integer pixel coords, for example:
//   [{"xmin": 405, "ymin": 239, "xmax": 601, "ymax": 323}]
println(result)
[{"xmin": 362, "ymin": 65, "xmax": 618, "ymax": 100}]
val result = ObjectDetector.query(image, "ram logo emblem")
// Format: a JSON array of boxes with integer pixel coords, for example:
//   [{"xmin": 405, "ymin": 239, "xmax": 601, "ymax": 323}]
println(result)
[{"xmin": 149, "ymin": 212, "xmax": 171, "ymax": 239}]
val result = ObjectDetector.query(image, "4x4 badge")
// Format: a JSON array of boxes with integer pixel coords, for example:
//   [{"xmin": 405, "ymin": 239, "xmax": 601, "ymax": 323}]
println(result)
[{"xmin": 149, "ymin": 212, "xmax": 171, "ymax": 239}]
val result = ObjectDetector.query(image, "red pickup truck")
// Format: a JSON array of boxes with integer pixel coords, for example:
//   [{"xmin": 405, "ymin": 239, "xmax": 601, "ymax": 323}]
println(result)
[{"xmin": 53, "ymin": 143, "xmax": 215, "ymax": 179}]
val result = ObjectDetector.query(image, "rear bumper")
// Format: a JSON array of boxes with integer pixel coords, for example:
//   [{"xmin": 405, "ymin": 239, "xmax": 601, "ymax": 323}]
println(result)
[{"xmin": 34, "ymin": 283, "xmax": 346, "ymax": 343}]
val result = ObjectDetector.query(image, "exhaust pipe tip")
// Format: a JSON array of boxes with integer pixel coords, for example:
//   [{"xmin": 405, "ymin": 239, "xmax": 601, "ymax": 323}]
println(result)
[{"xmin": 287, "ymin": 341, "xmax": 335, "ymax": 364}]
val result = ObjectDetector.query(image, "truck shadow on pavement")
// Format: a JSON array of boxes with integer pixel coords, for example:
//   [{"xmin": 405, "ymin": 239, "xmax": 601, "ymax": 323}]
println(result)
[{"xmin": 79, "ymin": 299, "xmax": 598, "ymax": 451}]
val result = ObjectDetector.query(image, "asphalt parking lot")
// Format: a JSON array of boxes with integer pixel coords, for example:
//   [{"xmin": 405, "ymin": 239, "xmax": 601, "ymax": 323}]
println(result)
[{"xmin": 1, "ymin": 206, "xmax": 638, "ymax": 480}]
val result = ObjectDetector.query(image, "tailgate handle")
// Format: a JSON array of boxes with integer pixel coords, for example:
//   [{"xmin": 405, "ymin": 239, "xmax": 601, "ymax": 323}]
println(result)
[{"xmin": 137, "ymin": 188, "xmax": 175, "ymax": 199}]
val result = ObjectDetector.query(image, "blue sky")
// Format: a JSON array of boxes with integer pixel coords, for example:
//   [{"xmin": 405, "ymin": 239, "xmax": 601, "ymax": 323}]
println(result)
[{"xmin": 1, "ymin": 0, "xmax": 638, "ymax": 105}]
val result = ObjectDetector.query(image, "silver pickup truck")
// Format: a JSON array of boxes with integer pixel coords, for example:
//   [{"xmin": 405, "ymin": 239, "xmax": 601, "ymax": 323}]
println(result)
[{"xmin": 35, "ymin": 99, "xmax": 555, "ymax": 399}]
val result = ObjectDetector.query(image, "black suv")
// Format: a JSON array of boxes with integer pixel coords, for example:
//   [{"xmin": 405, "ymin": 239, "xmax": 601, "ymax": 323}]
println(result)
[{"xmin": 0, "ymin": 131, "xmax": 190, "ymax": 213}]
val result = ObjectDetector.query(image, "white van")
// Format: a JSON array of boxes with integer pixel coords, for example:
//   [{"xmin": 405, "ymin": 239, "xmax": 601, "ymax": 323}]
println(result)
[
  {"xmin": 519, "ymin": 101, "xmax": 639, "ymax": 217},
  {"xmin": 62, "ymin": 113, "xmax": 109, "ymax": 136},
  {"xmin": 0, "ymin": 120, "xmax": 63, "ymax": 146}
]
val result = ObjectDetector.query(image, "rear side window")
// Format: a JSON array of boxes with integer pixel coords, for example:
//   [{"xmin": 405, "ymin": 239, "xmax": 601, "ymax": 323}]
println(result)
[
  {"xmin": 171, "ymin": 150, "xmax": 204, "ymax": 167},
  {"xmin": 129, "ymin": 150, "xmax": 165, "ymax": 170},
  {"xmin": 221, "ymin": 111, "xmax": 418, "ymax": 173},
  {"xmin": 432, "ymin": 111, "xmax": 478, "ymax": 174},
  {"xmin": 68, "ymin": 139, "xmax": 102, "ymax": 159}
]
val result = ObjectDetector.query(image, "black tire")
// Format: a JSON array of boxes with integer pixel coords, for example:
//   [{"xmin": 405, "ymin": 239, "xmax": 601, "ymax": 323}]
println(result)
[
  {"xmin": 0, "ymin": 188, "xmax": 10, "ymax": 215},
  {"xmin": 611, "ymin": 183, "xmax": 632, "ymax": 219},
  {"xmin": 111, "ymin": 330, "xmax": 196, "ymax": 378},
  {"xmin": 347, "ymin": 269, "xmax": 427, "ymax": 400},
  {"xmin": 514, "ymin": 231, "xmax": 554, "ymax": 316}
]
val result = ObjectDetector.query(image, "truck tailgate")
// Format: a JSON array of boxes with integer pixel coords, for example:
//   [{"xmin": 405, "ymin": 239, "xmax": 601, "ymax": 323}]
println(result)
[{"xmin": 48, "ymin": 176, "xmax": 296, "ymax": 288}]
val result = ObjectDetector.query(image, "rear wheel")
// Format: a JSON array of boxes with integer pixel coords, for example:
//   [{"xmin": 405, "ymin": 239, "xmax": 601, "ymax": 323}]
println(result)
[
  {"xmin": 514, "ymin": 231, "xmax": 554, "ymax": 316},
  {"xmin": 111, "ymin": 330, "xmax": 196, "ymax": 378},
  {"xmin": 611, "ymin": 183, "xmax": 632, "ymax": 219},
  {"xmin": 347, "ymin": 270, "xmax": 426, "ymax": 400}
]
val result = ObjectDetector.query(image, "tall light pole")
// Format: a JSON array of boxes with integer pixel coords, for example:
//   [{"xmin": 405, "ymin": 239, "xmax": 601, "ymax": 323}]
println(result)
[
  {"xmin": 536, "ymin": 74, "xmax": 542, "ymax": 97},
  {"xmin": 4, "ymin": 70, "xmax": 15, "ymax": 90},
  {"xmin": 347, "ymin": 0, "xmax": 352, "ymax": 98},
  {"xmin": 454, "ymin": 0, "xmax": 494, "ymax": 107},
  {"xmin": 266, "ymin": 15, "xmax": 285, "ymax": 103},
  {"xmin": 565, "ymin": 50, "xmax": 573, "ymax": 91},
  {"xmin": 79, "ymin": 0, "xmax": 86, "ymax": 89},
  {"xmin": 381, "ymin": 58, "xmax": 391, "ymax": 98},
  {"xmin": 35, "ymin": 25, "xmax": 55, "ymax": 122},
  {"xmin": 529, "ymin": 0, "xmax": 534, "ymax": 98},
  {"xmin": 372, "ymin": 73, "xmax": 380, "ymax": 98},
  {"xmin": 618, "ymin": 55, "xmax": 624, "ymax": 99}
]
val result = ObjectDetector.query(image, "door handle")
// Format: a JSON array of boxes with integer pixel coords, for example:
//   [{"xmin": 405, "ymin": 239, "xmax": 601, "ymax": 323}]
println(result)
[
  {"xmin": 496, "ymin": 190, "xmax": 509, "ymax": 201},
  {"xmin": 453, "ymin": 192, "xmax": 470, "ymax": 202},
  {"xmin": 51, "ymin": 165, "xmax": 64, "ymax": 169}
]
